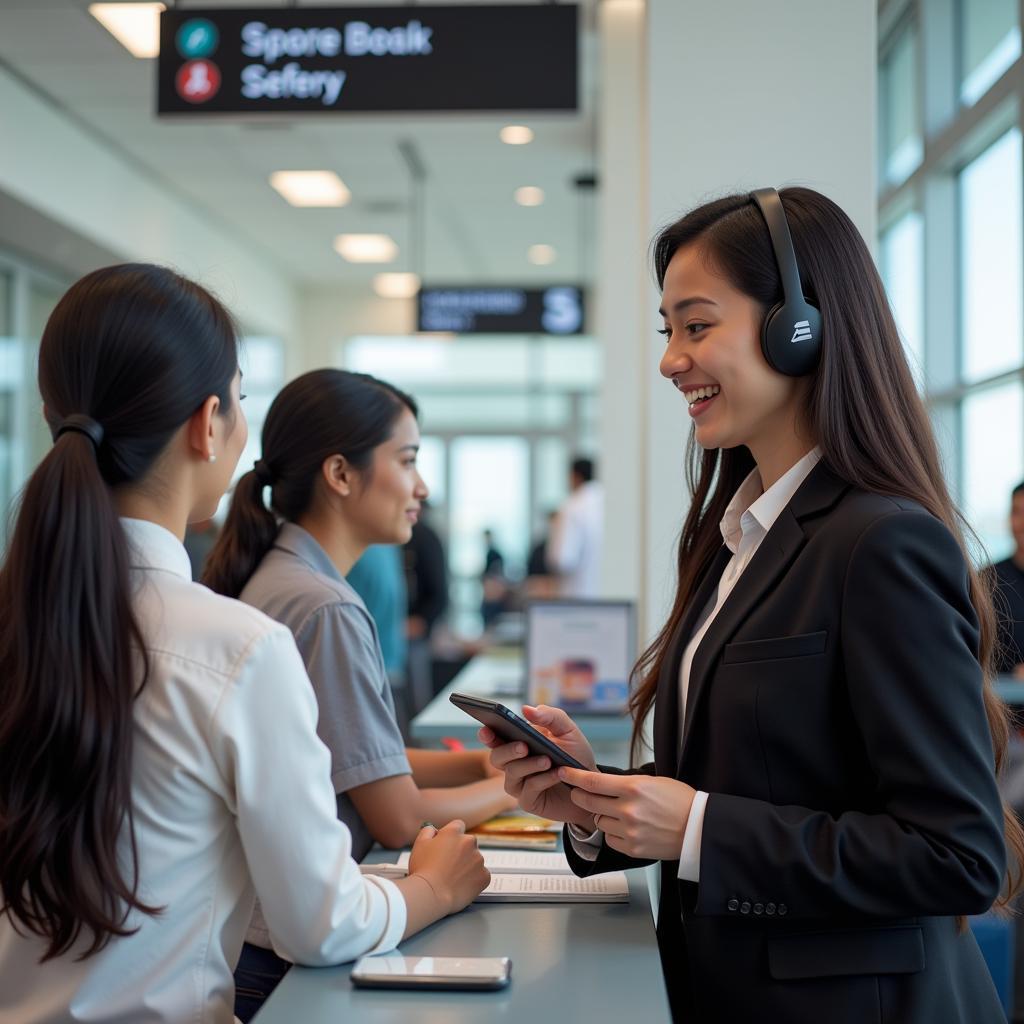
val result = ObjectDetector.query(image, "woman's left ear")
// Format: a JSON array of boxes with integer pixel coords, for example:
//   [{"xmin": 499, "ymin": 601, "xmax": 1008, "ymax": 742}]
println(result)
[{"xmin": 187, "ymin": 395, "xmax": 221, "ymax": 463}]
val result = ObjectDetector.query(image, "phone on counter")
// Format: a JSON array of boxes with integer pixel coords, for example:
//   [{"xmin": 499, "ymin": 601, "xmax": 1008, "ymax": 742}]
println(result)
[
  {"xmin": 351, "ymin": 955, "xmax": 512, "ymax": 991},
  {"xmin": 448, "ymin": 692, "xmax": 587, "ymax": 772}
]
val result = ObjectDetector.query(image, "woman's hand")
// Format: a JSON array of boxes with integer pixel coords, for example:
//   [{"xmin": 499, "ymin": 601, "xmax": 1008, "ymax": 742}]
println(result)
[
  {"xmin": 477, "ymin": 705, "xmax": 597, "ymax": 829},
  {"xmin": 406, "ymin": 821, "xmax": 490, "ymax": 914},
  {"xmin": 558, "ymin": 767, "xmax": 697, "ymax": 861}
]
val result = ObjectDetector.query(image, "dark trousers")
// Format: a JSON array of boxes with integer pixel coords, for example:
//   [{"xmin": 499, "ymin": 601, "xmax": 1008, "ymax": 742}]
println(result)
[{"xmin": 233, "ymin": 942, "xmax": 291, "ymax": 1022}]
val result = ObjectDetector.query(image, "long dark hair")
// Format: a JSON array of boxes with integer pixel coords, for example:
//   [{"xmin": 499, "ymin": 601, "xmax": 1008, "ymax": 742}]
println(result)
[
  {"xmin": 630, "ymin": 187, "xmax": 1024, "ymax": 909},
  {"xmin": 0, "ymin": 264, "xmax": 238, "ymax": 960},
  {"xmin": 203, "ymin": 368, "xmax": 417, "ymax": 599}
]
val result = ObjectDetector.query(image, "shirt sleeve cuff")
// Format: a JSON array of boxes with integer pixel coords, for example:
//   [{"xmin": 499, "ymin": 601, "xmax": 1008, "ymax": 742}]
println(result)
[
  {"xmin": 567, "ymin": 822, "xmax": 602, "ymax": 861},
  {"xmin": 677, "ymin": 791, "xmax": 709, "ymax": 883},
  {"xmin": 359, "ymin": 875, "xmax": 407, "ymax": 955}
]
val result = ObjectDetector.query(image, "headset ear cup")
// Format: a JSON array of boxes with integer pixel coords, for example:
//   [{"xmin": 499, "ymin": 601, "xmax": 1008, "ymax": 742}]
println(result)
[
  {"xmin": 760, "ymin": 303, "xmax": 786, "ymax": 372},
  {"xmin": 762, "ymin": 303, "xmax": 822, "ymax": 377}
]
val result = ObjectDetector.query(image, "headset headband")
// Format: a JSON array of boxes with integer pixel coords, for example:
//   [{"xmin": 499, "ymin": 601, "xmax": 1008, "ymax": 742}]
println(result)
[{"xmin": 750, "ymin": 188, "xmax": 805, "ymax": 308}]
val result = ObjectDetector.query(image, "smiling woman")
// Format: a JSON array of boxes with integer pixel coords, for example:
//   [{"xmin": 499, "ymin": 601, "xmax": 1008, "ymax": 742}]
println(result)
[
  {"xmin": 482, "ymin": 187, "xmax": 1023, "ymax": 1024},
  {"xmin": 203, "ymin": 368, "xmax": 514, "ymax": 1020}
]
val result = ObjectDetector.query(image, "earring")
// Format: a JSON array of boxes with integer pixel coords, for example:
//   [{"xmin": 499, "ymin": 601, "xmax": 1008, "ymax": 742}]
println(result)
[{"xmin": 208, "ymin": 452, "xmax": 217, "ymax": 464}]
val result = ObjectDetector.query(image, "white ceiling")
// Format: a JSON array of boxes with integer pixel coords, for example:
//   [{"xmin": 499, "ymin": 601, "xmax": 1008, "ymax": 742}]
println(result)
[{"xmin": 0, "ymin": 0, "xmax": 599, "ymax": 286}]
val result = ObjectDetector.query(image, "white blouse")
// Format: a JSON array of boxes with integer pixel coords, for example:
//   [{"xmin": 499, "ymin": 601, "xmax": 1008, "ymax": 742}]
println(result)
[{"xmin": 0, "ymin": 518, "xmax": 405, "ymax": 1024}]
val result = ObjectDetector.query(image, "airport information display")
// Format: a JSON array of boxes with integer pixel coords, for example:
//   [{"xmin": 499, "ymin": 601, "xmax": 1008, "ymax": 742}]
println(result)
[
  {"xmin": 417, "ymin": 286, "xmax": 585, "ymax": 334},
  {"xmin": 157, "ymin": 5, "xmax": 578, "ymax": 114}
]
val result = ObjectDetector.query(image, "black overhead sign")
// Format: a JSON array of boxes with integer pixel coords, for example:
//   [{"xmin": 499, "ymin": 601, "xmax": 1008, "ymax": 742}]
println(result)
[
  {"xmin": 157, "ymin": 5, "xmax": 578, "ymax": 115},
  {"xmin": 418, "ymin": 286, "xmax": 585, "ymax": 335}
]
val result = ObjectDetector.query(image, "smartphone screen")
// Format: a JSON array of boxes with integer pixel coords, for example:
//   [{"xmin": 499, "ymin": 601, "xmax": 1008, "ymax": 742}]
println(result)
[
  {"xmin": 351, "ymin": 955, "xmax": 511, "ymax": 990},
  {"xmin": 448, "ymin": 692, "xmax": 586, "ymax": 771}
]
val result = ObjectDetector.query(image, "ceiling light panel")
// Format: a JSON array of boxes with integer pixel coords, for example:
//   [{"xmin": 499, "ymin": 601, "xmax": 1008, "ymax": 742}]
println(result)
[
  {"xmin": 89, "ymin": 3, "xmax": 165, "ymax": 59},
  {"xmin": 270, "ymin": 171, "xmax": 351, "ymax": 207},
  {"xmin": 528, "ymin": 244, "xmax": 557, "ymax": 265},
  {"xmin": 334, "ymin": 234, "xmax": 399, "ymax": 263},
  {"xmin": 500, "ymin": 125, "xmax": 534, "ymax": 145},
  {"xmin": 374, "ymin": 273, "xmax": 420, "ymax": 299},
  {"xmin": 514, "ymin": 186, "xmax": 545, "ymax": 207}
]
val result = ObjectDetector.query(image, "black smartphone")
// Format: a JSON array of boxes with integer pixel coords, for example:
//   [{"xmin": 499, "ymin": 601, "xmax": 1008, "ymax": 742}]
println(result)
[{"xmin": 449, "ymin": 692, "xmax": 587, "ymax": 772}]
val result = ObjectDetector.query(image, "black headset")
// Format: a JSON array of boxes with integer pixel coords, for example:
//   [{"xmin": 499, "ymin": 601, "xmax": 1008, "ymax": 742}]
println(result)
[{"xmin": 749, "ymin": 188, "xmax": 822, "ymax": 377}]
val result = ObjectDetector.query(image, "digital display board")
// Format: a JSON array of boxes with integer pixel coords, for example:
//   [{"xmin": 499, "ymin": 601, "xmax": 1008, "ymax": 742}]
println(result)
[
  {"xmin": 417, "ymin": 286, "xmax": 584, "ymax": 334},
  {"xmin": 157, "ymin": 6, "xmax": 578, "ymax": 114}
]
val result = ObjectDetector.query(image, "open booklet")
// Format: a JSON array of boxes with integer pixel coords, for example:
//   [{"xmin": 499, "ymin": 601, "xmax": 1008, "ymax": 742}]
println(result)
[
  {"xmin": 360, "ymin": 850, "xmax": 629, "ymax": 903},
  {"xmin": 395, "ymin": 849, "xmax": 573, "ymax": 875}
]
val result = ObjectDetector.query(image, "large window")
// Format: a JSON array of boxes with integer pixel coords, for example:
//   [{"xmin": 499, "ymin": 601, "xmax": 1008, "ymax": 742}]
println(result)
[
  {"xmin": 879, "ymin": 2, "xmax": 1024, "ymax": 568},
  {"xmin": 959, "ymin": 129, "xmax": 1023, "ymax": 384},
  {"xmin": 879, "ymin": 208, "xmax": 924, "ymax": 382},
  {"xmin": 0, "ymin": 256, "xmax": 70, "ymax": 548},
  {"xmin": 963, "ymin": 382, "xmax": 1024, "ymax": 559},
  {"xmin": 225, "ymin": 335, "xmax": 285, "ymax": 508},
  {"xmin": 880, "ymin": 19, "xmax": 923, "ymax": 186},
  {"xmin": 959, "ymin": 0, "xmax": 1020, "ymax": 106}
]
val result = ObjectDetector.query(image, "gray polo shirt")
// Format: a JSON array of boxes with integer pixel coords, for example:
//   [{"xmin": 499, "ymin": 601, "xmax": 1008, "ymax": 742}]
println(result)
[{"xmin": 239, "ymin": 522, "xmax": 411, "ymax": 863}]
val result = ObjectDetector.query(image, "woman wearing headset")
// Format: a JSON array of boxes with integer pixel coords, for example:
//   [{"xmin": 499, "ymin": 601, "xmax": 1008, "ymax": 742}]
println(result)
[
  {"xmin": 203, "ymin": 369, "xmax": 515, "ymax": 1018},
  {"xmin": 482, "ymin": 188, "xmax": 1022, "ymax": 1023},
  {"xmin": 0, "ymin": 266, "xmax": 488, "ymax": 1024}
]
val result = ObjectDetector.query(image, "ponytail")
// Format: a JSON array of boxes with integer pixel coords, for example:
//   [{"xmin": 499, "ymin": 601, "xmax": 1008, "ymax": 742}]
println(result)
[
  {"xmin": 0, "ymin": 263, "xmax": 239, "ymax": 959},
  {"xmin": 202, "ymin": 467, "xmax": 279, "ymax": 599},
  {"xmin": 0, "ymin": 431, "xmax": 158, "ymax": 960}
]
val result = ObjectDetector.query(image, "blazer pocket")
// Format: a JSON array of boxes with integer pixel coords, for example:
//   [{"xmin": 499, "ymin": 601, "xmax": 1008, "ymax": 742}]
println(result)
[
  {"xmin": 768, "ymin": 925, "xmax": 925, "ymax": 981},
  {"xmin": 722, "ymin": 630, "xmax": 828, "ymax": 665}
]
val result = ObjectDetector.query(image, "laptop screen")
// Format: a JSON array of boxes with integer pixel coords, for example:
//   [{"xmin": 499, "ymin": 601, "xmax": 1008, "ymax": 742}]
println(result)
[{"xmin": 525, "ymin": 600, "xmax": 636, "ymax": 715}]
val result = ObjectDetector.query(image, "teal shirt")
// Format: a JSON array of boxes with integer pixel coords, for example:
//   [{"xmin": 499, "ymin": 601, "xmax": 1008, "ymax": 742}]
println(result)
[{"xmin": 346, "ymin": 545, "xmax": 408, "ymax": 676}]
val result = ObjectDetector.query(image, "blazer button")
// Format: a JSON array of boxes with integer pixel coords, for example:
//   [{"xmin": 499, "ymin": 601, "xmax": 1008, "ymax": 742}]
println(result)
[
  {"xmin": 777, "ymin": 903, "xmax": 788, "ymax": 916},
  {"xmin": 753, "ymin": 902, "xmax": 764, "ymax": 915},
  {"xmin": 765, "ymin": 903, "xmax": 776, "ymax": 916},
  {"xmin": 740, "ymin": 901, "xmax": 751, "ymax": 915},
  {"xmin": 727, "ymin": 898, "xmax": 739, "ymax": 912}
]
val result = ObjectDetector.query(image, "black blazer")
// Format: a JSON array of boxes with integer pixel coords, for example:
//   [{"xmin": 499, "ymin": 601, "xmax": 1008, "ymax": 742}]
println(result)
[{"xmin": 566, "ymin": 463, "xmax": 1007, "ymax": 1024}]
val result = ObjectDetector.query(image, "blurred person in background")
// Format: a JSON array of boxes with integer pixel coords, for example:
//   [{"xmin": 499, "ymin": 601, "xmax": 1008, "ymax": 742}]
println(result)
[
  {"xmin": 183, "ymin": 516, "xmax": 219, "ymax": 581},
  {"xmin": 481, "ymin": 527, "xmax": 510, "ymax": 626},
  {"xmin": 525, "ymin": 508, "xmax": 560, "ymax": 599},
  {"xmin": 405, "ymin": 502, "xmax": 449, "ymax": 643},
  {"xmin": 548, "ymin": 456, "xmax": 604, "ymax": 598},
  {"xmin": 347, "ymin": 544, "xmax": 412, "ymax": 729},
  {"xmin": 990, "ymin": 481, "xmax": 1024, "ymax": 677}
]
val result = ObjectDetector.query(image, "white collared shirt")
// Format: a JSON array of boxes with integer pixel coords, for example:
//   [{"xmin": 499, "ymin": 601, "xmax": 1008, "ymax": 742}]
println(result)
[
  {"xmin": 571, "ymin": 448, "xmax": 822, "ymax": 880},
  {"xmin": 0, "ymin": 518, "xmax": 406, "ymax": 1024}
]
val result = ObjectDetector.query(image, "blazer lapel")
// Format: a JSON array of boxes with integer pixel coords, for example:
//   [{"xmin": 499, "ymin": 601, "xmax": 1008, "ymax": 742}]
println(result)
[
  {"xmin": 676, "ymin": 460, "xmax": 850, "ymax": 767},
  {"xmin": 653, "ymin": 546, "xmax": 730, "ymax": 776}
]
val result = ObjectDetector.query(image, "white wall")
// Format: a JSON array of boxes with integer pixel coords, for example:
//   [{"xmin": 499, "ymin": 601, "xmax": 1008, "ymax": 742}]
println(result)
[
  {"xmin": 296, "ymin": 286, "xmax": 414, "ymax": 377},
  {"xmin": 598, "ymin": 0, "xmax": 877, "ymax": 640},
  {"xmin": 0, "ymin": 65, "xmax": 296, "ymax": 339}
]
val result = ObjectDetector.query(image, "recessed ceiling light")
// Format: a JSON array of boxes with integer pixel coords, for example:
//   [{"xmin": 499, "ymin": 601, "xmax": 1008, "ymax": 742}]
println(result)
[
  {"xmin": 269, "ymin": 171, "xmax": 351, "ymax": 207},
  {"xmin": 514, "ymin": 186, "xmax": 545, "ymax": 207},
  {"xmin": 528, "ymin": 244, "xmax": 557, "ymax": 265},
  {"xmin": 500, "ymin": 125, "xmax": 534, "ymax": 145},
  {"xmin": 333, "ymin": 234, "xmax": 399, "ymax": 263},
  {"xmin": 89, "ymin": 3, "xmax": 165, "ymax": 58},
  {"xmin": 374, "ymin": 272, "xmax": 421, "ymax": 299}
]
